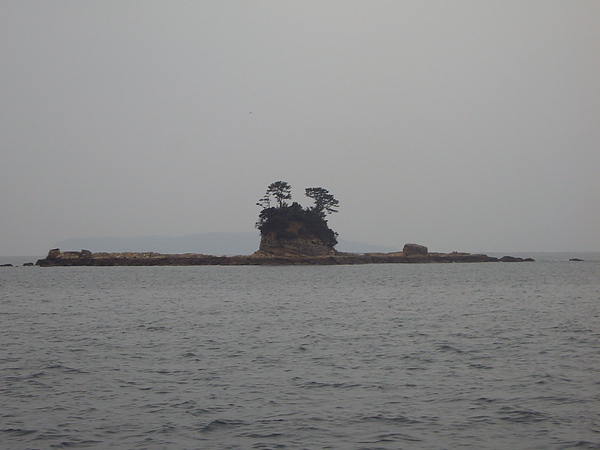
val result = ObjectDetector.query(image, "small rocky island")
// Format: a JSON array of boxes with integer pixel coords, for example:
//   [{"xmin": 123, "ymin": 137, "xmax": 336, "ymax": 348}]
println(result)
[{"xmin": 36, "ymin": 181, "xmax": 533, "ymax": 267}]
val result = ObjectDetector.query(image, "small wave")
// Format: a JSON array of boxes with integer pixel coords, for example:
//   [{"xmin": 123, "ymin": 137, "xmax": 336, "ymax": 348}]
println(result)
[
  {"xmin": 48, "ymin": 439, "xmax": 103, "ymax": 448},
  {"xmin": 467, "ymin": 415, "xmax": 496, "ymax": 424},
  {"xmin": 468, "ymin": 363, "xmax": 494, "ymax": 369},
  {"xmin": 242, "ymin": 432, "xmax": 284, "ymax": 438},
  {"xmin": 475, "ymin": 397, "xmax": 498, "ymax": 403},
  {"xmin": 251, "ymin": 443, "xmax": 287, "ymax": 449},
  {"xmin": 558, "ymin": 440, "xmax": 600, "ymax": 449},
  {"xmin": 41, "ymin": 364, "xmax": 89, "ymax": 374},
  {"xmin": 1, "ymin": 428, "xmax": 36, "ymax": 437},
  {"xmin": 359, "ymin": 414, "xmax": 421, "ymax": 424},
  {"xmin": 360, "ymin": 432, "xmax": 423, "ymax": 444},
  {"xmin": 298, "ymin": 381, "xmax": 360, "ymax": 389},
  {"xmin": 188, "ymin": 408, "xmax": 214, "ymax": 416},
  {"xmin": 437, "ymin": 344, "xmax": 464, "ymax": 353},
  {"xmin": 138, "ymin": 324, "xmax": 169, "ymax": 331},
  {"xmin": 497, "ymin": 407, "xmax": 549, "ymax": 423},
  {"xmin": 199, "ymin": 419, "xmax": 245, "ymax": 433}
]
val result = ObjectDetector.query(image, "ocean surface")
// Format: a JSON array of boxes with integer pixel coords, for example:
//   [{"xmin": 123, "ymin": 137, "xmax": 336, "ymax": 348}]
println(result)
[{"xmin": 1, "ymin": 255, "xmax": 599, "ymax": 449}]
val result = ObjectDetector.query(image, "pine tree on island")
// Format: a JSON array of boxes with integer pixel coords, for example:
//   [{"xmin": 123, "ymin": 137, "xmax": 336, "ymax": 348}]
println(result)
[{"xmin": 256, "ymin": 181, "xmax": 339, "ymax": 256}]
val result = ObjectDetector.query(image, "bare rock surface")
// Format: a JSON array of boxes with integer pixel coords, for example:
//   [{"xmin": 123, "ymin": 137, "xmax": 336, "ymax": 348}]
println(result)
[
  {"xmin": 36, "ymin": 246, "xmax": 533, "ymax": 266},
  {"xmin": 258, "ymin": 228, "xmax": 334, "ymax": 257},
  {"xmin": 403, "ymin": 243, "xmax": 428, "ymax": 256}
]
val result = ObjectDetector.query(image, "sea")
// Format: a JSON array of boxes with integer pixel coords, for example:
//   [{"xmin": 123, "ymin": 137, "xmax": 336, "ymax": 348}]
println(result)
[{"xmin": 1, "ymin": 253, "xmax": 599, "ymax": 449}]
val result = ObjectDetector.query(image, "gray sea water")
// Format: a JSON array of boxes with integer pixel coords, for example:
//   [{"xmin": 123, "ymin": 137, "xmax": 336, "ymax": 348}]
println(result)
[{"xmin": 1, "ymin": 256, "xmax": 599, "ymax": 449}]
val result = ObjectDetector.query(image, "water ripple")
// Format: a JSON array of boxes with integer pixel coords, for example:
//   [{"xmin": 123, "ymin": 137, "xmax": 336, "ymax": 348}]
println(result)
[{"xmin": 1, "ymin": 262, "xmax": 598, "ymax": 448}]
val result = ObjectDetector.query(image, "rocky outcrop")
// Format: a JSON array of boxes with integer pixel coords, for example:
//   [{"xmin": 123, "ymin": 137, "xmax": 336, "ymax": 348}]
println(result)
[
  {"xmin": 257, "ymin": 220, "xmax": 335, "ymax": 257},
  {"xmin": 403, "ymin": 243, "xmax": 428, "ymax": 256},
  {"xmin": 36, "ymin": 246, "xmax": 534, "ymax": 266},
  {"xmin": 258, "ymin": 234, "xmax": 334, "ymax": 257},
  {"xmin": 500, "ymin": 255, "xmax": 524, "ymax": 262},
  {"xmin": 37, "ymin": 249, "xmax": 226, "ymax": 266},
  {"xmin": 430, "ymin": 252, "xmax": 499, "ymax": 263}
]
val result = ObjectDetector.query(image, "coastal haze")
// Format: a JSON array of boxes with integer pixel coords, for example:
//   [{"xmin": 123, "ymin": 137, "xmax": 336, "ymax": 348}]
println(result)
[{"xmin": 1, "ymin": 2, "xmax": 599, "ymax": 256}]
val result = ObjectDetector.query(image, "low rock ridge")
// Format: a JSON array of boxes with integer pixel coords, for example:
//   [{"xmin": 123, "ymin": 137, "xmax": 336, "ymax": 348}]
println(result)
[{"xmin": 35, "ymin": 245, "xmax": 534, "ymax": 266}]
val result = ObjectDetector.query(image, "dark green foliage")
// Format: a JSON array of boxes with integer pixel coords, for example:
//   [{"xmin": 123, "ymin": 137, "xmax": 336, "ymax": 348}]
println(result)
[
  {"xmin": 305, "ymin": 187, "xmax": 339, "ymax": 216},
  {"xmin": 256, "ymin": 204, "xmax": 338, "ymax": 247},
  {"xmin": 257, "ymin": 181, "xmax": 292, "ymax": 209},
  {"xmin": 256, "ymin": 183, "xmax": 339, "ymax": 248}
]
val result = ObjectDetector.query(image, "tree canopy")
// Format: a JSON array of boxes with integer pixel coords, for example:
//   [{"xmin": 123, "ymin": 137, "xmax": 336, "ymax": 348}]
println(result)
[
  {"xmin": 305, "ymin": 187, "xmax": 339, "ymax": 216},
  {"xmin": 256, "ymin": 181, "xmax": 339, "ymax": 248},
  {"xmin": 256, "ymin": 180, "xmax": 292, "ymax": 209}
]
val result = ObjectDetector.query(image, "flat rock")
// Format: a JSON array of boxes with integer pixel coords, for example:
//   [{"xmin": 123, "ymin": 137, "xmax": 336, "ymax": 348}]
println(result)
[{"xmin": 35, "ymin": 247, "xmax": 533, "ymax": 266}]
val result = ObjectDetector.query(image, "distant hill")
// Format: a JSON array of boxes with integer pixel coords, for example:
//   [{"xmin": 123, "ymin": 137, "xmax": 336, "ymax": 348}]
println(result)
[{"xmin": 55, "ymin": 233, "xmax": 398, "ymax": 255}]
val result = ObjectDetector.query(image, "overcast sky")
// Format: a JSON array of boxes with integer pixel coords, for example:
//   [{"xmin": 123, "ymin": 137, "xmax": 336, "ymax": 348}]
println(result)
[{"xmin": 1, "ymin": 1, "xmax": 599, "ymax": 256}]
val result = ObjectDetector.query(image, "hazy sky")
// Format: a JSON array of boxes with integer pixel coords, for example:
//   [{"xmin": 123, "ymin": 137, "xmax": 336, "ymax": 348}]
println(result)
[{"xmin": 2, "ymin": 1, "xmax": 599, "ymax": 256}]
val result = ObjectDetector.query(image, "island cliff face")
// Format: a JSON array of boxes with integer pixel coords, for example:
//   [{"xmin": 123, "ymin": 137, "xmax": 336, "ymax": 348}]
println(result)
[{"xmin": 257, "ymin": 220, "xmax": 335, "ymax": 257}]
